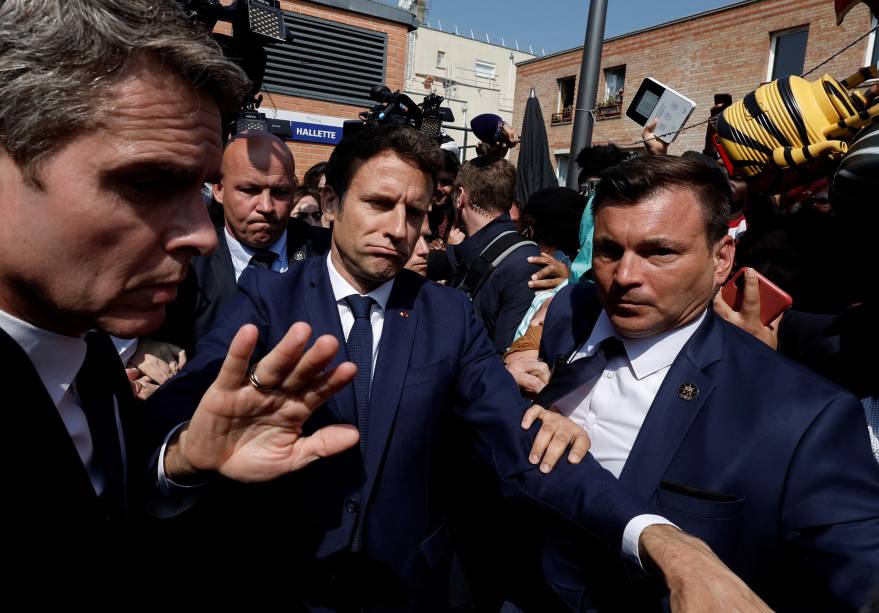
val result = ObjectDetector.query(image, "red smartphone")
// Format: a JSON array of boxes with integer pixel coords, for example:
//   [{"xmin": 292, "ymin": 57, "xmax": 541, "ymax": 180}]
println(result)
[{"xmin": 720, "ymin": 268, "xmax": 792, "ymax": 325}]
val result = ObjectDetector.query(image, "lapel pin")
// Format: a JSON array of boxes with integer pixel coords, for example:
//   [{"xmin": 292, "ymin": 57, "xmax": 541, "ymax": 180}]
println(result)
[
  {"xmin": 399, "ymin": 311, "xmax": 409, "ymax": 318},
  {"xmin": 678, "ymin": 382, "xmax": 699, "ymax": 401},
  {"xmin": 293, "ymin": 250, "xmax": 306, "ymax": 261}
]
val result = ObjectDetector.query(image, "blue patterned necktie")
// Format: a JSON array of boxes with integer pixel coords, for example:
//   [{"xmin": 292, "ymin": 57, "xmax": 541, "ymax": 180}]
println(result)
[{"xmin": 345, "ymin": 295, "xmax": 375, "ymax": 455}]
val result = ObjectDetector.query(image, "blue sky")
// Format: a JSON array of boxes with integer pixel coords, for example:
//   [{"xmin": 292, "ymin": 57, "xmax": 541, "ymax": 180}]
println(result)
[{"xmin": 381, "ymin": 0, "xmax": 744, "ymax": 55}]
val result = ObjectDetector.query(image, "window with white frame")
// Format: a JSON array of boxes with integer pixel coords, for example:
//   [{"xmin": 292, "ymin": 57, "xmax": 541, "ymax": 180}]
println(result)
[
  {"xmin": 436, "ymin": 50, "xmax": 445, "ymax": 67},
  {"xmin": 603, "ymin": 66, "xmax": 626, "ymax": 104},
  {"xmin": 474, "ymin": 59, "xmax": 496, "ymax": 80},
  {"xmin": 768, "ymin": 27, "xmax": 809, "ymax": 81}
]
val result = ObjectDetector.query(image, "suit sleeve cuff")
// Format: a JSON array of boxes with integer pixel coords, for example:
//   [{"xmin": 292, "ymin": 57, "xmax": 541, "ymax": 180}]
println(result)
[
  {"xmin": 622, "ymin": 514, "xmax": 678, "ymax": 569},
  {"xmin": 157, "ymin": 421, "xmax": 213, "ymax": 494}
]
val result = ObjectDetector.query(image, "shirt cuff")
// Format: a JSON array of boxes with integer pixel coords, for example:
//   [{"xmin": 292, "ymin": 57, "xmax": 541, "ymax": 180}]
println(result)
[
  {"xmin": 622, "ymin": 514, "xmax": 678, "ymax": 569},
  {"xmin": 157, "ymin": 421, "xmax": 212, "ymax": 494}
]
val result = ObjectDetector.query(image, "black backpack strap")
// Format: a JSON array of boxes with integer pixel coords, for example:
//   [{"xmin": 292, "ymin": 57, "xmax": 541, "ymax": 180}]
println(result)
[{"xmin": 456, "ymin": 231, "xmax": 537, "ymax": 298}]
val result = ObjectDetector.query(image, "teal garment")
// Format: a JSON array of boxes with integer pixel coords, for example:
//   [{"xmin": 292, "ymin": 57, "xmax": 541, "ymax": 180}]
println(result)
[
  {"xmin": 569, "ymin": 193, "xmax": 595, "ymax": 284},
  {"xmin": 513, "ymin": 279, "xmax": 568, "ymax": 341}
]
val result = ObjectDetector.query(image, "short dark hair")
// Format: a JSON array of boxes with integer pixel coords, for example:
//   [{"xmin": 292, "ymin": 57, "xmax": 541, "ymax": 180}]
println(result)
[
  {"xmin": 522, "ymin": 187, "xmax": 586, "ymax": 256},
  {"xmin": 302, "ymin": 161, "xmax": 328, "ymax": 191},
  {"xmin": 593, "ymin": 155, "xmax": 732, "ymax": 246},
  {"xmin": 440, "ymin": 149, "xmax": 461, "ymax": 175},
  {"xmin": 453, "ymin": 156, "xmax": 517, "ymax": 215},
  {"xmin": 325, "ymin": 124, "xmax": 444, "ymax": 197},
  {"xmin": 576, "ymin": 143, "xmax": 635, "ymax": 181}
]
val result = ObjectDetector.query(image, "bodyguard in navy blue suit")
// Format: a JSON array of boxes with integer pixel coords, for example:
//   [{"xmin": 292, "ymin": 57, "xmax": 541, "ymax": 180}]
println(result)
[
  {"xmin": 149, "ymin": 127, "xmax": 771, "ymax": 610},
  {"xmin": 536, "ymin": 155, "xmax": 879, "ymax": 612}
]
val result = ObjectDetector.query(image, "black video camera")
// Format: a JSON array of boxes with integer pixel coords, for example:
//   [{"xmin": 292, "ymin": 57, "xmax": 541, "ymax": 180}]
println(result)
[
  {"xmin": 343, "ymin": 85, "xmax": 455, "ymax": 140},
  {"xmin": 180, "ymin": 0, "xmax": 293, "ymax": 137}
]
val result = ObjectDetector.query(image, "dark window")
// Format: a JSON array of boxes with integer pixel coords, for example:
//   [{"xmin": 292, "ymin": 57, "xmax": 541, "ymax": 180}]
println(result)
[
  {"xmin": 262, "ymin": 12, "xmax": 387, "ymax": 106},
  {"xmin": 770, "ymin": 28, "xmax": 808, "ymax": 80},
  {"xmin": 558, "ymin": 77, "xmax": 575, "ymax": 112}
]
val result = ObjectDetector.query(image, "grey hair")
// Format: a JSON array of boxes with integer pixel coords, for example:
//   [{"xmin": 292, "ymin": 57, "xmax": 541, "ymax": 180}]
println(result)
[{"xmin": 0, "ymin": 0, "xmax": 251, "ymax": 184}]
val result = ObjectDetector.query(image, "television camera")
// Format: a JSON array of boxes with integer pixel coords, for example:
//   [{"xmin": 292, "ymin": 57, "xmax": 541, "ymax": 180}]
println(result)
[{"xmin": 343, "ymin": 85, "xmax": 455, "ymax": 141}]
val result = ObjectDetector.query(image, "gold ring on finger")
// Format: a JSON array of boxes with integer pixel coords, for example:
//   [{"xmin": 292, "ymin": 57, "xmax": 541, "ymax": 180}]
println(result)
[{"xmin": 248, "ymin": 363, "xmax": 274, "ymax": 393}]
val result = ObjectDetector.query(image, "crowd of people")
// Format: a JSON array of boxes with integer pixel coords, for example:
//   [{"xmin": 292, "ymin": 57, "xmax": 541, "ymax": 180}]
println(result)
[{"xmin": 1, "ymin": 0, "xmax": 877, "ymax": 611}]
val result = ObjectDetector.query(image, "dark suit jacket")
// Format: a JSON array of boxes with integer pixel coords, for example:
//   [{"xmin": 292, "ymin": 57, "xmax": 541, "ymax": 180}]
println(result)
[
  {"xmin": 429, "ymin": 214, "xmax": 541, "ymax": 354},
  {"xmin": 147, "ymin": 257, "xmax": 647, "ymax": 609},
  {"xmin": 539, "ymin": 282, "xmax": 879, "ymax": 612},
  {"xmin": 155, "ymin": 217, "xmax": 330, "ymax": 355},
  {"xmin": 3, "ymin": 328, "xmax": 145, "ymax": 522}
]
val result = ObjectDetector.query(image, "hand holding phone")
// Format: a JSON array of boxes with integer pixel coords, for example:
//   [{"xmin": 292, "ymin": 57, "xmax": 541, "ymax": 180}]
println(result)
[{"xmin": 714, "ymin": 268, "xmax": 791, "ymax": 350}]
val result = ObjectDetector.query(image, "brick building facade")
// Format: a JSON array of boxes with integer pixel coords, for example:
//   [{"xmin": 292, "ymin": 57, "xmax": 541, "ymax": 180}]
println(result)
[
  {"xmin": 512, "ymin": 0, "xmax": 877, "ymax": 184},
  {"xmin": 247, "ymin": 0, "xmax": 416, "ymax": 176}
]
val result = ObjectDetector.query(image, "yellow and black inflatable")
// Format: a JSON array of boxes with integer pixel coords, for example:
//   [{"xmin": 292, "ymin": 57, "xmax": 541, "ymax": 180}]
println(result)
[{"xmin": 716, "ymin": 66, "xmax": 879, "ymax": 192}]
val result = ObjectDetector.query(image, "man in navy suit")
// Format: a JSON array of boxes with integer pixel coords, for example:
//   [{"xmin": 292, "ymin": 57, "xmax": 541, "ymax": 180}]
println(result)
[
  {"xmin": 150, "ymin": 125, "xmax": 771, "ymax": 611},
  {"xmin": 155, "ymin": 132, "xmax": 330, "ymax": 357},
  {"xmin": 536, "ymin": 155, "xmax": 879, "ymax": 611},
  {"xmin": 0, "ymin": 0, "xmax": 364, "ymax": 523}
]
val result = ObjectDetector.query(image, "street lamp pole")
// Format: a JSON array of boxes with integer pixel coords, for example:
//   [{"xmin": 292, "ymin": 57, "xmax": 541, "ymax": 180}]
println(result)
[{"xmin": 565, "ymin": 0, "xmax": 608, "ymax": 188}]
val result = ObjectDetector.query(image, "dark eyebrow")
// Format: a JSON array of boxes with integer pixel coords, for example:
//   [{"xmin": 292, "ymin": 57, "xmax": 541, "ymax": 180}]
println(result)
[
  {"xmin": 359, "ymin": 191, "xmax": 397, "ymax": 204},
  {"xmin": 635, "ymin": 237, "xmax": 688, "ymax": 251},
  {"xmin": 100, "ymin": 159, "xmax": 212, "ymax": 185}
]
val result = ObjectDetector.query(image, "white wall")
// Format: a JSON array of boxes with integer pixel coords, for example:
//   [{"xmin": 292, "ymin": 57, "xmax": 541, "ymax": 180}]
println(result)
[{"xmin": 404, "ymin": 26, "xmax": 535, "ymax": 159}]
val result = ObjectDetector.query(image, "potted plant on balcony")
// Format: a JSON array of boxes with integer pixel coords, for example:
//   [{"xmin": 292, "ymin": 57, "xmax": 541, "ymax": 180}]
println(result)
[{"xmin": 596, "ymin": 89, "xmax": 623, "ymax": 119}]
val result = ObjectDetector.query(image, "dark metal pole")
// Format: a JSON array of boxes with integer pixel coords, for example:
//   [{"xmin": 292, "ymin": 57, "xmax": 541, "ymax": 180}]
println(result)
[{"xmin": 565, "ymin": 0, "xmax": 608, "ymax": 188}]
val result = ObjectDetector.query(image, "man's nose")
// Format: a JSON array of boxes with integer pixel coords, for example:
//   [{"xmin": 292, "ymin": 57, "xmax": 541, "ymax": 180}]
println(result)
[
  {"xmin": 613, "ymin": 251, "xmax": 644, "ymax": 288},
  {"xmin": 386, "ymin": 205, "xmax": 408, "ymax": 240},
  {"xmin": 168, "ymin": 190, "xmax": 218, "ymax": 257},
  {"xmin": 255, "ymin": 189, "xmax": 274, "ymax": 214}
]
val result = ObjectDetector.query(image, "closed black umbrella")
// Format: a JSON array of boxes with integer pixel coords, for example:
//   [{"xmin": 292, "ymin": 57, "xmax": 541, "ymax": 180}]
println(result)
[{"xmin": 516, "ymin": 90, "xmax": 558, "ymax": 207}]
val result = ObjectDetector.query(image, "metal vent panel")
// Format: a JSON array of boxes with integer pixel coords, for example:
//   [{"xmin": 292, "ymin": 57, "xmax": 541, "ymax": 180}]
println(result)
[{"xmin": 262, "ymin": 12, "xmax": 388, "ymax": 107}]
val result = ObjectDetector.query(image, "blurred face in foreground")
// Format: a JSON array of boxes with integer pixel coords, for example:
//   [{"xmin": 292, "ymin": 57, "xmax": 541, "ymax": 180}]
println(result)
[
  {"xmin": 0, "ymin": 58, "xmax": 220, "ymax": 337},
  {"xmin": 591, "ymin": 187, "xmax": 734, "ymax": 338}
]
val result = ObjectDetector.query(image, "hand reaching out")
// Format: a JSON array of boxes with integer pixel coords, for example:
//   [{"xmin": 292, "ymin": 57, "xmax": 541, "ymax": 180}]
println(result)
[{"xmin": 164, "ymin": 322, "xmax": 359, "ymax": 482}]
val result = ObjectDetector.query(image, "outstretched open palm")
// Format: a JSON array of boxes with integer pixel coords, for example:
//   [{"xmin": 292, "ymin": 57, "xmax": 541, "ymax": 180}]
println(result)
[{"xmin": 167, "ymin": 322, "xmax": 359, "ymax": 482}]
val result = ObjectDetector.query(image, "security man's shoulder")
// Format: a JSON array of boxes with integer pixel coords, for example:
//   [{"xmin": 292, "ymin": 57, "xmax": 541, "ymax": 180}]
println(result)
[{"xmin": 716, "ymin": 315, "xmax": 858, "ymax": 409}]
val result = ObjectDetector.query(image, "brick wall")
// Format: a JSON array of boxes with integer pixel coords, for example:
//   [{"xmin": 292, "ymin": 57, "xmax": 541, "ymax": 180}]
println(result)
[
  {"xmin": 512, "ymin": 0, "xmax": 875, "ymax": 178},
  {"xmin": 255, "ymin": 1, "xmax": 411, "ymax": 177}
]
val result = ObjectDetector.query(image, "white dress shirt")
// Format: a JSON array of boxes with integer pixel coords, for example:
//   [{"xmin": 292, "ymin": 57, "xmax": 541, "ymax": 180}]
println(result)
[
  {"xmin": 225, "ymin": 227, "xmax": 289, "ymax": 282},
  {"xmin": 552, "ymin": 309, "xmax": 707, "ymax": 566},
  {"xmin": 555, "ymin": 310, "xmax": 707, "ymax": 478},
  {"xmin": 325, "ymin": 254, "xmax": 394, "ymax": 381},
  {"xmin": 0, "ymin": 308, "xmax": 120, "ymax": 496}
]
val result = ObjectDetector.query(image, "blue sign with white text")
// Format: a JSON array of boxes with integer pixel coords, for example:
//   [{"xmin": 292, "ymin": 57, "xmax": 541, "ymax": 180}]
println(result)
[{"xmin": 291, "ymin": 122, "xmax": 342, "ymax": 145}]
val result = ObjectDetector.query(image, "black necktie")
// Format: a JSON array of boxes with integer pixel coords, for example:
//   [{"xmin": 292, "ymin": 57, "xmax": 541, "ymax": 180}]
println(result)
[
  {"xmin": 77, "ymin": 332, "xmax": 126, "ymax": 518},
  {"xmin": 249, "ymin": 250, "xmax": 278, "ymax": 270},
  {"xmin": 345, "ymin": 295, "xmax": 375, "ymax": 457},
  {"xmin": 535, "ymin": 336, "xmax": 627, "ymax": 409}
]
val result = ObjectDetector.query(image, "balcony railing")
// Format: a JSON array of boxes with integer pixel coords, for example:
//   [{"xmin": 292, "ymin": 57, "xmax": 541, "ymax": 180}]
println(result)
[
  {"xmin": 551, "ymin": 106, "xmax": 573, "ymax": 125},
  {"xmin": 595, "ymin": 101, "xmax": 622, "ymax": 120}
]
